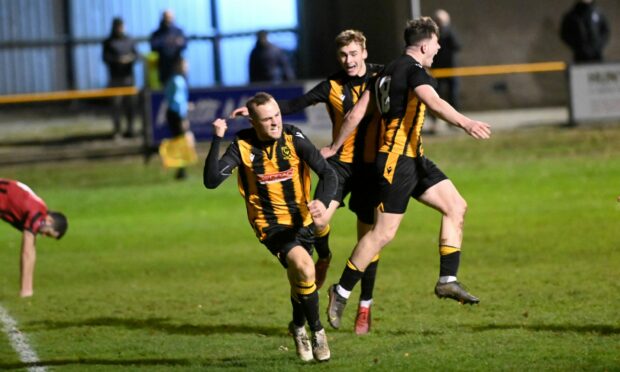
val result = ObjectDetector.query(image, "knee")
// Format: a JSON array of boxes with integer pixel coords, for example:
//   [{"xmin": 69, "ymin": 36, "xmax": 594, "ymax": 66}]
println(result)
[
  {"xmin": 447, "ymin": 196, "xmax": 467, "ymax": 220},
  {"xmin": 371, "ymin": 228, "xmax": 396, "ymax": 248},
  {"xmin": 290, "ymin": 257, "xmax": 315, "ymax": 282}
]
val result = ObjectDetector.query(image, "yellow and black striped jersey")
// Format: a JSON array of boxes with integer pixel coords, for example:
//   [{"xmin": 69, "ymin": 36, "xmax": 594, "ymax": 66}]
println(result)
[
  {"xmin": 375, "ymin": 55, "xmax": 436, "ymax": 158},
  {"xmin": 204, "ymin": 125, "xmax": 337, "ymax": 241},
  {"xmin": 278, "ymin": 64, "xmax": 383, "ymax": 164}
]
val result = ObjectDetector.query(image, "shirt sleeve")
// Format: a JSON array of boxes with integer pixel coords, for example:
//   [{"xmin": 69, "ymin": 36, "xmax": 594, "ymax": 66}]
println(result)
[
  {"xmin": 203, "ymin": 136, "xmax": 241, "ymax": 189},
  {"xmin": 277, "ymin": 80, "xmax": 331, "ymax": 115},
  {"xmin": 407, "ymin": 64, "xmax": 436, "ymax": 90},
  {"xmin": 291, "ymin": 127, "xmax": 337, "ymax": 208}
]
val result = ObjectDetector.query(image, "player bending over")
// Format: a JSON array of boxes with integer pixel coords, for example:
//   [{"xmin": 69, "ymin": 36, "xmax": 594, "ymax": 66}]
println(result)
[{"xmin": 1, "ymin": 179, "xmax": 68, "ymax": 297}]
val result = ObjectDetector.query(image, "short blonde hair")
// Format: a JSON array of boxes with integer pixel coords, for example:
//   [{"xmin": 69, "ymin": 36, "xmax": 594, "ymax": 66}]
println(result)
[{"xmin": 335, "ymin": 29, "xmax": 367, "ymax": 50}]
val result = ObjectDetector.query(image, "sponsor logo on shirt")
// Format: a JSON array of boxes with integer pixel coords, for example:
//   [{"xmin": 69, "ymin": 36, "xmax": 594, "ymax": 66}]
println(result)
[{"xmin": 257, "ymin": 168, "xmax": 294, "ymax": 184}]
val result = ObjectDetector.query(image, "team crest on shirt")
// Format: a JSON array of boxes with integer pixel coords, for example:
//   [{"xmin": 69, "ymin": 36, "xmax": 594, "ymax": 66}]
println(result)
[{"xmin": 281, "ymin": 145, "xmax": 292, "ymax": 160}]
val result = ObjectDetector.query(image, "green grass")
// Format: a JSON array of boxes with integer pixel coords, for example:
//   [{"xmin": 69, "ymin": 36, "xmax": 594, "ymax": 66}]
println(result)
[{"xmin": 1, "ymin": 125, "xmax": 619, "ymax": 371}]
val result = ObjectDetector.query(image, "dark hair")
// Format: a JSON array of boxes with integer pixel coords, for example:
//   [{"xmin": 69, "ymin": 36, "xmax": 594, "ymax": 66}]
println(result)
[
  {"xmin": 48, "ymin": 211, "xmax": 68, "ymax": 240},
  {"xmin": 257, "ymin": 30, "xmax": 268, "ymax": 42},
  {"xmin": 110, "ymin": 17, "xmax": 124, "ymax": 37},
  {"xmin": 404, "ymin": 17, "xmax": 439, "ymax": 47},
  {"xmin": 246, "ymin": 92, "xmax": 275, "ymax": 118}
]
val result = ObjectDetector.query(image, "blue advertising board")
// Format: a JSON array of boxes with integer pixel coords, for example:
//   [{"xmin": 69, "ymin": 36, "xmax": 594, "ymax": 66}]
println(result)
[{"xmin": 148, "ymin": 85, "xmax": 308, "ymax": 144}]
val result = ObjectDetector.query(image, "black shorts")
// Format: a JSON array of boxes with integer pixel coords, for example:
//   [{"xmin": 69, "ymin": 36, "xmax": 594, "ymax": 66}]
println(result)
[
  {"xmin": 349, "ymin": 163, "xmax": 380, "ymax": 225},
  {"xmin": 313, "ymin": 158, "xmax": 354, "ymax": 206},
  {"xmin": 261, "ymin": 225, "xmax": 315, "ymax": 268},
  {"xmin": 376, "ymin": 152, "xmax": 448, "ymax": 214},
  {"xmin": 166, "ymin": 109, "xmax": 186, "ymax": 137}
]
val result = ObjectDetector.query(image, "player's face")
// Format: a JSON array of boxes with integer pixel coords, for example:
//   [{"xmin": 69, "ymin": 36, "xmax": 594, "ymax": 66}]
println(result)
[
  {"xmin": 424, "ymin": 34, "xmax": 440, "ymax": 68},
  {"xmin": 337, "ymin": 42, "xmax": 368, "ymax": 77},
  {"xmin": 40, "ymin": 216, "xmax": 60, "ymax": 239},
  {"xmin": 250, "ymin": 99, "xmax": 283, "ymax": 141}
]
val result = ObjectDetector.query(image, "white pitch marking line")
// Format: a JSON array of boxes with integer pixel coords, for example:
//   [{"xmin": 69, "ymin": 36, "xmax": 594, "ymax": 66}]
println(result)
[{"xmin": 0, "ymin": 304, "xmax": 47, "ymax": 372}]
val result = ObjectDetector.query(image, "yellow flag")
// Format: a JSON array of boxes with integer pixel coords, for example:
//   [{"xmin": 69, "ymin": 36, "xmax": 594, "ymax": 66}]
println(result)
[{"xmin": 159, "ymin": 135, "xmax": 198, "ymax": 168}]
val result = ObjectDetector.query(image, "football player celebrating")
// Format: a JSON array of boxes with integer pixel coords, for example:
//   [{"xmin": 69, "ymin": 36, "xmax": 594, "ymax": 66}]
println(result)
[
  {"xmin": 204, "ymin": 92, "xmax": 337, "ymax": 362},
  {"xmin": 323, "ymin": 17, "xmax": 491, "ymax": 329}
]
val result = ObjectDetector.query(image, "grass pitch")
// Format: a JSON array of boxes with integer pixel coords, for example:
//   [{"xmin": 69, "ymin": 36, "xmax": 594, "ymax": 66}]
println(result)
[{"xmin": 0, "ymin": 124, "xmax": 619, "ymax": 371}]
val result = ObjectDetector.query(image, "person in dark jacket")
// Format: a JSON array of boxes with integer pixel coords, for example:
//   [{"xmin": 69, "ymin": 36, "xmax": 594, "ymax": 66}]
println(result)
[
  {"xmin": 249, "ymin": 30, "xmax": 295, "ymax": 83},
  {"xmin": 102, "ymin": 17, "xmax": 138, "ymax": 138},
  {"xmin": 560, "ymin": 0, "xmax": 610, "ymax": 63},
  {"xmin": 150, "ymin": 10, "xmax": 187, "ymax": 86},
  {"xmin": 426, "ymin": 9, "xmax": 461, "ymax": 134}
]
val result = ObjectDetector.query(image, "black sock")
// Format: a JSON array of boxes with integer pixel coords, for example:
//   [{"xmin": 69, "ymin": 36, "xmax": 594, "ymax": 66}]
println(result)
[
  {"xmin": 439, "ymin": 245, "xmax": 461, "ymax": 277},
  {"xmin": 339, "ymin": 259, "xmax": 364, "ymax": 292},
  {"xmin": 290, "ymin": 294, "xmax": 306, "ymax": 328},
  {"xmin": 360, "ymin": 259, "xmax": 379, "ymax": 301},
  {"xmin": 298, "ymin": 290, "xmax": 322, "ymax": 332},
  {"xmin": 314, "ymin": 226, "xmax": 331, "ymax": 259}
]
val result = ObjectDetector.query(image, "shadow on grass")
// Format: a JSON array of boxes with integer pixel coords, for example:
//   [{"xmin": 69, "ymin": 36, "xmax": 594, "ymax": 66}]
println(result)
[
  {"xmin": 0, "ymin": 357, "xmax": 190, "ymax": 370},
  {"xmin": 0, "ymin": 356, "xmax": 264, "ymax": 370},
  {"xmin": 28, "ymin": 316, "xmax": 283, "ymax": 336},
  {"xmin": 471, "ymin": 323, "xmax": 620, "ymax": 335},
  {"xmin": 383, "ymin": 328, "xmax": 444, "ymax": 336}
]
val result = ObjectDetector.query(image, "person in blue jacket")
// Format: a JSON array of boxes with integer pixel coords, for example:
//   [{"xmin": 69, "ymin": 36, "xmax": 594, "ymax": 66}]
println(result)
[{"xmin": 164, "ymin": 58, "xmax": 195, "ymax": 180}]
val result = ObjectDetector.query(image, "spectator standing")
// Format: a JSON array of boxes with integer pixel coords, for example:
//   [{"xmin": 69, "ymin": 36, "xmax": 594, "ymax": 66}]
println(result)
[
  {"xmin": 561, "ymin": 0, "xmax": 610, "ymax": 63},
  {"xmin": 427, "ymin": 9, "xmax": 461, "ymax": 135},
  {"xmin": 249, "ymin": 30, "xmax": 296, "ymax": 84},
  {"xmin": 102, "ymin": 17, "xmax": 138, "ymax": 138},
  {"xmin": 150, "ymin": 10, "xmax": 187, "ymax": 86}
]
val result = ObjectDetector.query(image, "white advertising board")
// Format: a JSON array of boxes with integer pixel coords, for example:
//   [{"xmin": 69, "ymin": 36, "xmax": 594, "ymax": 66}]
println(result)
[{"xmin": 569, "ymin": 63, "xmax": 620, "ymax": 122}]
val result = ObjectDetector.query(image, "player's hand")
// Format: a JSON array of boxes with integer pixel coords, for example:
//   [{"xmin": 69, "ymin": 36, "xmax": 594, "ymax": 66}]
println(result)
[
  {"xmin": 308, "ymin": 200, "xmax": 327, "ymax": 225},
  {"xmin": 20, "ymin": 289, "xmax": 33, "ymax": 298},
  {"xmin": 320, "ymin": 145, "xmax": 337, "ymax": 159},
  {"xmin": 463, "ymin": 120, "xmax": 491, "ymax": 139},
  {"xmin": 212, "ymin": 118, "xmax": 228, "ymax": 138},
  {"xmin": 229, "ymin": 106, "xmax": 249, "ymax": 118}
]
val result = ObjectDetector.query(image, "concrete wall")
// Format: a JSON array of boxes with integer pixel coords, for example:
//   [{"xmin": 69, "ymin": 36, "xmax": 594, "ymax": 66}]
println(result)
[{"xmin": 299, "ymin": 0, "xmax": 619, "ymax": 110}]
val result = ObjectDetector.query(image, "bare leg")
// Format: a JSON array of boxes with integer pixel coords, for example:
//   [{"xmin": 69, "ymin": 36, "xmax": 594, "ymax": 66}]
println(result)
[{"xmin": 417, "ymin": 179, "xmax": 467, "ymax": 249}]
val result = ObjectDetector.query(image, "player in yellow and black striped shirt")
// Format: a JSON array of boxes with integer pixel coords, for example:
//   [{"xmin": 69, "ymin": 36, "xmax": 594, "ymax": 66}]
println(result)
[
  {"xmin": 231, "ymin": 30, "xmax": 385, "ymax": 335},
  {"xmin": 277, "ymin": 30, "xmax": 384, "ymax": 335},
  {"xmin": 323, "ymin": 17, "xmax": 491, "ymax": 329},
  {"xmin": 204, "ymin": 92, "xmax": 336, "ymax": 362}
]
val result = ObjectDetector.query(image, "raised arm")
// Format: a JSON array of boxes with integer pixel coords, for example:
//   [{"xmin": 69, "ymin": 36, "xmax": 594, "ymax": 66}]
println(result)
[
  {"xmin": 321, "ymin": 89, "xmax": 371, "ymax": 158},
  {"xmin": 230, "ymin": 81, "xmax": 330, "ymax": 119},
  {"xmin": 415, "ymin": 84, "xmax": 491, "ymax": 139},
  {"xmin": 20, "ymin": 230, "xmax": 36, "ymax": 297},
  {"xmin": 293, "ymin": 129, "xmax": 337, "ymax": 209},
  {"xmin": 278, "ymin": 80, "xmax": 330, "ymax": 115},
  {"xmin": 203, "ymin": 119, "xmax": 241, "ymax": 188}
]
